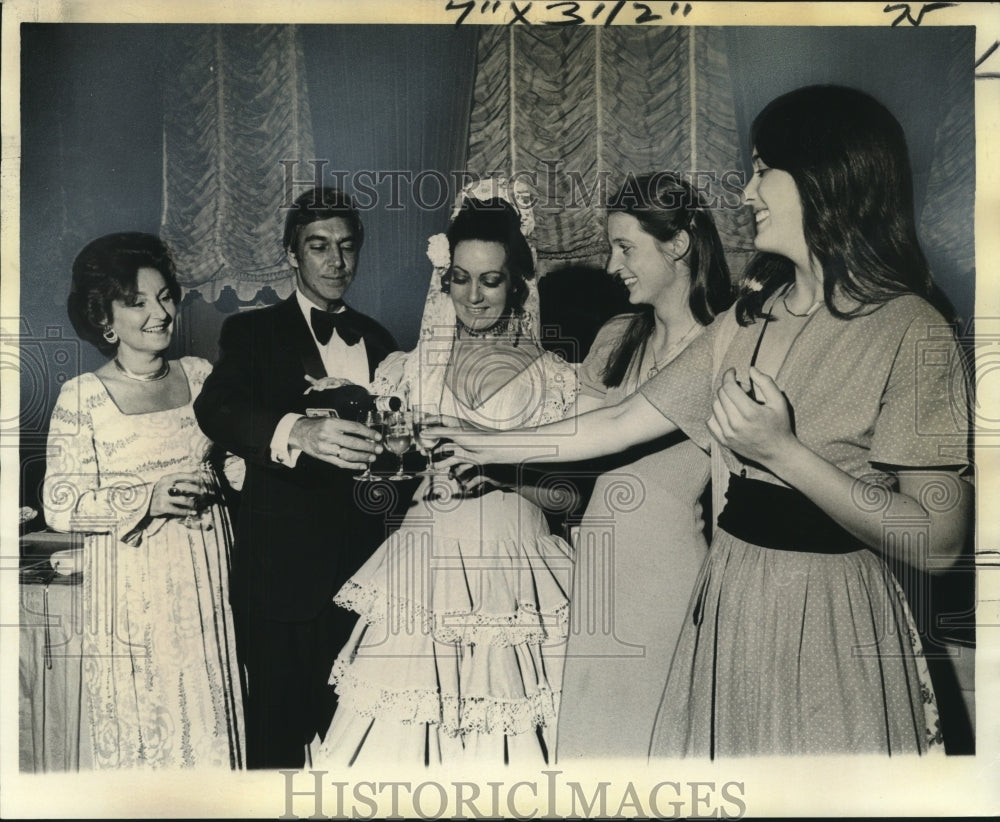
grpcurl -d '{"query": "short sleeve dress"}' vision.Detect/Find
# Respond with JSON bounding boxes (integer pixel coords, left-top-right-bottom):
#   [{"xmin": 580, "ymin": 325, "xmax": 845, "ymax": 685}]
[
  {"xmin": 555, "ymin": 315, "xmax": 710, "ymax": 760},
  {"xmin": 641, "ymin": 295, "xmax": 968, "ymax": 757},
  {"xmin": 43, "ymin": 357, "xmax": 245, "ymax": 768}
]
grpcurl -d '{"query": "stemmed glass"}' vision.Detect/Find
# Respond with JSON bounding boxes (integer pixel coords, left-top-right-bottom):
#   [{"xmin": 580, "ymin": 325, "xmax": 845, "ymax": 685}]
[
  {"xmin": 182, "ymin": 463, "xmax": 216, "ymax": 530},
  {"xmin": 354, "ymin": 408, "xmax": 384, "ymax": 482},
  {"xmin": 412, "ymin": 406, "xmax": 446, "ymax": 476},
  {"xmin": 383, "ymin": 410, "xmax": 414, "ymax": 481}
]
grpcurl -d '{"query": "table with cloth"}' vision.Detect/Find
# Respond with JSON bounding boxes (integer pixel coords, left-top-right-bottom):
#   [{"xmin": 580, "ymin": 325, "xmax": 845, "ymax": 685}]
[{"xmin": 18, "ymin": 530, "xmax": 92, "ymax": 772}]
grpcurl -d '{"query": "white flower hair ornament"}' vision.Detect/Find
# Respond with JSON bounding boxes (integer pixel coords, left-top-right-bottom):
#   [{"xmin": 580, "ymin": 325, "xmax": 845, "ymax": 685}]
[{"xmin": 426, "ymin": 233, "xmax": 451, "ymax": 270}]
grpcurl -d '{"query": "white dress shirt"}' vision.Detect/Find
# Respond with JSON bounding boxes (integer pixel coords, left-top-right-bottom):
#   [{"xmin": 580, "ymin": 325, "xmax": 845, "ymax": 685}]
[{"xmin": 269, "ymin": 291, "xmax": 370, "ymax": 467}]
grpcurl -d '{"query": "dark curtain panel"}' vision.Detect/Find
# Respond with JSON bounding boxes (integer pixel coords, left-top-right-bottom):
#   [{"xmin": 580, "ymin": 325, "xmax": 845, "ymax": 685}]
[
  {"xmin": 299, "ymin": 25, "xmax": 480, "ymax": 350},
  {"xmin": 724, "ymin": 26, "xmax": 975, "ymax": 325}
]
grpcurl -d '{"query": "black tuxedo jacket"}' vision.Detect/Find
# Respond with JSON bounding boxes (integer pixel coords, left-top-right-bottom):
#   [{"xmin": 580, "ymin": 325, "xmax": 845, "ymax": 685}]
[{"xmin": 194, "ymin": 296, "xmax": 398, "ymax": 622}]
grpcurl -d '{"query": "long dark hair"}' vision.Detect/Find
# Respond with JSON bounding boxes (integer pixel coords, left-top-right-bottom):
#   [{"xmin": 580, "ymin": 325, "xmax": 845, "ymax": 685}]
[
  {"xmin": 601, "ymin": 172, "xmax": 734, "ymax": 387},
  {"xmin": 735, "ymin": 84, "xmax": 952, "ymax": 324}
]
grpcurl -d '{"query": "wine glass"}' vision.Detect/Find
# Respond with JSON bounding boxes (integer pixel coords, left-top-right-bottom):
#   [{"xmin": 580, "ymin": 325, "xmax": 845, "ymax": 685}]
[
  {"xmin": 354, "ymin": 408, "xmax": 383, "ymax": 482},
  {"xmin": 383, "ymin": 410, "xmax": 414, "ymax": 481},
  {"xmin": 182, "ymin": 464, "xmax": 216, "ymax": 530},
  {"xmin": 412, "ymin": 406, "xmax": 445, "ymax": 476}
]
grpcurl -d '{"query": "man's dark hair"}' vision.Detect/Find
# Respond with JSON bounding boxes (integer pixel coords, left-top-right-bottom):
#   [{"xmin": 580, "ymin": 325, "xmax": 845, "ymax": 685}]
[{"xmin": 283, "ymin": 187, "xmax": 364, "ymax": 253}]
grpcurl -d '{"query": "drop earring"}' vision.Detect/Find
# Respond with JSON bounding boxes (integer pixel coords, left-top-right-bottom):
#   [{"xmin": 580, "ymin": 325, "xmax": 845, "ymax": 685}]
[{"xmin": 102, "ymin": 326, "xmax": 119, "ymax": 344}]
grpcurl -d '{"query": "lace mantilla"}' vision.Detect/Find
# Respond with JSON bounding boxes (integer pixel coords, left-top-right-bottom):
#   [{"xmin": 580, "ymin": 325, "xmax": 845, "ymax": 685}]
[{"xmin": 369, "ymin": 176, "xmax": 579, "ymax": 419}]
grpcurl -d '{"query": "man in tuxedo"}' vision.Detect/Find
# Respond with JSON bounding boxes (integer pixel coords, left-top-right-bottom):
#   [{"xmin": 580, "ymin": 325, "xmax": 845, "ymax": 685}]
[{"xmin": 194, "ymin": 187, "xmax": 397, "ymax": 769}]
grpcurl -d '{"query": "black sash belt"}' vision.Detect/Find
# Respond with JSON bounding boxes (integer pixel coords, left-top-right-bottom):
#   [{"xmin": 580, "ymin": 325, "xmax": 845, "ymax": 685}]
[{"xmin": 716, "ymin": 474, "xmax": 868, "ymax": 554}]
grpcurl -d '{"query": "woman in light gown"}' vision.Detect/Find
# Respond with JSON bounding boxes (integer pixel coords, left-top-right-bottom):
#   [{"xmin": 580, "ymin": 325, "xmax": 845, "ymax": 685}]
[
  {"xmin": 556, "ymin": 172, "xmax": 733, "ymax": 760},
  {"xmin": 440, "ymin": 86, "xmax": 971, "ymax": 758},
  {"xmin": 43, "ymin": 232, "xmax": 244, "ymax": 768},
  {"xmin": 312, "ymin": 189, "xmax": 578, "ymax": 767}
]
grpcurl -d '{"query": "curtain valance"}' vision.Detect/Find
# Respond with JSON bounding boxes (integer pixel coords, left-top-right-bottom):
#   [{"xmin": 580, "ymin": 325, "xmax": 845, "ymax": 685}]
[
  {"xmin": 161, "ymin": 25, "xmax": 315, "ymax": 302},
  {"xmin": 465, "ymin": 27, "xmax": 756, "ymax": 277}
]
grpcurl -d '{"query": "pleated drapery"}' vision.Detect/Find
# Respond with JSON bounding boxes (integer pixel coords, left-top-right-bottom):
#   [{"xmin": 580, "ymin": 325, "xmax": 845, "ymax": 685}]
[
  {"xmin": 156, "ymin": 25, "xmax": 971, "ymax": 312},
  {"xmin": 160, "ymin": 26, "xmax": 315, "ymax": 303},
  {"xmin": 465, "ymin": 27, "xmax": 756, "ymax": 278}
]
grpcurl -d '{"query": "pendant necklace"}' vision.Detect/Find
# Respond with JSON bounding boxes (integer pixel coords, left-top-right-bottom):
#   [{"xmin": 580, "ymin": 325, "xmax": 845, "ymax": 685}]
[
  {"xmin": 646, "ymin": 322, "xmax": 700, "ymax": 380},
  {"xmin": 113, "ymin": 357, "xmax": 171, "ymax": 382},
  {"xmin": 781, "ymin": 284, "xmax": 823, "ymax": 318}
]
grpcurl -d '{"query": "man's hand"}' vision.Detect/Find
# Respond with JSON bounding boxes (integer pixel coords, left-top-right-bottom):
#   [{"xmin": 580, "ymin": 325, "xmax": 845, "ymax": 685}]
[{"xmin": 288, "ymin": 416, "xmax": 383, "ymax": 469}]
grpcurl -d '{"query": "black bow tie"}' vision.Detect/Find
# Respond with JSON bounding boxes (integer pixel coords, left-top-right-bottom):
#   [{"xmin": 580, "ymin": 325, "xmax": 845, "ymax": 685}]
[{"xmin": 310, "ymin": 306, "xmax": 362, "ymax": 346}]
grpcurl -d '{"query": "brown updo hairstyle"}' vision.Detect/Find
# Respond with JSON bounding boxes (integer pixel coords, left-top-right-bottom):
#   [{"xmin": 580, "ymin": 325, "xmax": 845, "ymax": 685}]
[
  {"xmin": 440, "ymin": 197, "xmax": 534, "ymax": 317},
  {"xmin": 67, "ymin": 232, "xmax": 181, "ymax": 354}
]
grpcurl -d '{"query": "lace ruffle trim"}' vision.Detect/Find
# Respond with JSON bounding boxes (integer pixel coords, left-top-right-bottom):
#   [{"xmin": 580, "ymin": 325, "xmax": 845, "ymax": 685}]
[
  {"xmin": 329, "ymin": 656, "xmax": 561, "ymax": 738},
  {"xmin": 334, "ymin": 579, "xmax": 570, "ymax": 647}
]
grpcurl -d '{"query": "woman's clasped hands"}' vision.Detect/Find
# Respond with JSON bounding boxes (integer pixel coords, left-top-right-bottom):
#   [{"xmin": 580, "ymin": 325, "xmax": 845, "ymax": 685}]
[{"xmin": 708, "ymin": 366, "xmax": 798, "ymax": 469}]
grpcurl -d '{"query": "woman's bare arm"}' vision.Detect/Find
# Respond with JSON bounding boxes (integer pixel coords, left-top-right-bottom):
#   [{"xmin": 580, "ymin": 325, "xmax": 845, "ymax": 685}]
[{"xmin": 432, "ymin": 389, "xmax": 678, "ymax": 467}]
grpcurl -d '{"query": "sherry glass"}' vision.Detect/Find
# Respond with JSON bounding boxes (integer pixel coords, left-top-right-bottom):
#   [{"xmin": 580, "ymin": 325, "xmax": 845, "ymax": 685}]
[
  {"xmin": 354, "ymin": 408, "xmax": 383, "ymax": 482},
  {"xmin": 412, "ymin": 406, "xmax": 445, "ymax": 476},
  {"xmin": 384, "ymin": 410, "xmax": 414, "ymax": 481}
]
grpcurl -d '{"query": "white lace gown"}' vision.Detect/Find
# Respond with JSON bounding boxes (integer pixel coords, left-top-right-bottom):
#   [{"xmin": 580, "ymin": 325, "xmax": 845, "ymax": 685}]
[
  {"xmin": 43, "ymin": 357, "xmax": 244, "ymax": 769},
  {"xmin": 313, "ymin": 346, "xmax": 577, "ymax": 768}
]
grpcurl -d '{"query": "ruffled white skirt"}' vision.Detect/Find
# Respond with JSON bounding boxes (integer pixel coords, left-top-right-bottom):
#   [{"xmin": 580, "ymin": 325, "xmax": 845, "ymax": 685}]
[{"xmin": 313, "ymin": 485, "xmax": 573, "ymax": 768}]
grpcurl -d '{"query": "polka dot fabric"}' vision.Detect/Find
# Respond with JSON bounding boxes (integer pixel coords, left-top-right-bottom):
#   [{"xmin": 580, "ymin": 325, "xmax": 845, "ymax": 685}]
[{"xmin": 639, "ymin": 295, "xmax": 966, "ymax": 757}]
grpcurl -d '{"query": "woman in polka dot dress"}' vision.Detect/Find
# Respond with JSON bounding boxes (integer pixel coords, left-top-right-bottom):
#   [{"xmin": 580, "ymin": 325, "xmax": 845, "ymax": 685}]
[{"xmin": 439, "ymin": 85, "xmax": 972, "ymax": 757}]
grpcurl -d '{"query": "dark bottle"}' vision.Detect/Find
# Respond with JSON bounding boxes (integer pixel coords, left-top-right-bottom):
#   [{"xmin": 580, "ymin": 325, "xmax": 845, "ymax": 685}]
[
  {"xmin": 373, "ymin": 395, "xmax": 404, "ymax": 413},
  {"xmin": 303, "ymin": 383, "xmax": 402, "ymax": 419}
]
